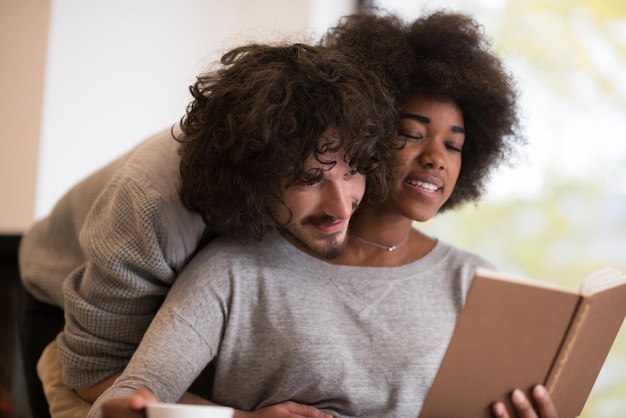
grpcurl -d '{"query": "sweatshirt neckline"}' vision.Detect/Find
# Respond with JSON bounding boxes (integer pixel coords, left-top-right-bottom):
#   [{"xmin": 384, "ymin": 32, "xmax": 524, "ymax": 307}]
[{"xmin": 263, "ymin": 229, "xmax": 451, "ymax": 278}]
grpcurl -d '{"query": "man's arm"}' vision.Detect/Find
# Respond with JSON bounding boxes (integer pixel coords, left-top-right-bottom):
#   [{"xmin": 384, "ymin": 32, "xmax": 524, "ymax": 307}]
[
  {"xmin": 75, "ymin": 374, "xmax": 120, "ymax": 404},
  {"xmin": 99, "ymin": 388, "xmax": 332, "ymax": 418},
  {"xmin": 76, "ymin": 374, "xmax": 213, "ymax": 405}
]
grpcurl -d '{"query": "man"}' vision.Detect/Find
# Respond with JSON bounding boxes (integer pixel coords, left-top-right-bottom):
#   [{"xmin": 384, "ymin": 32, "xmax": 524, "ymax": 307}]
[
  {"xmin": 18, "ymin": 42, "xmax": 396, "ymax": 417},
  {"xmin": 90, "ymin": 133, "xmax": 377, "ymax": 418}
]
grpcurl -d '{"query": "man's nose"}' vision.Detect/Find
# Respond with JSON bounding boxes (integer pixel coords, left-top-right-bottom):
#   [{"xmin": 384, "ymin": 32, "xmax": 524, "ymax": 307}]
[{"xmin": 320, "ymin": 181, "xmax": 354, "ymax": 220}]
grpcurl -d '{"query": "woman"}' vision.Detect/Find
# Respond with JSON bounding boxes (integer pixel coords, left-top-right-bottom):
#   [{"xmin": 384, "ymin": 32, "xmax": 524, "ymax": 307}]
[{"xmin": 324, "ymin": 10, "xmax": 558, "ymax": 418}]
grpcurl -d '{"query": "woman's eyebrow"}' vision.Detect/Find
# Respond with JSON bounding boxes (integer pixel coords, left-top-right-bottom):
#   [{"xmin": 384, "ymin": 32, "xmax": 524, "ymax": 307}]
[
  {"xmin": 400, "ymin": 113, "xmax": 430, "ymax": 124},
  {"xmin": 401, "ymin": 113, "xmax": 465, "ymax": 134}
]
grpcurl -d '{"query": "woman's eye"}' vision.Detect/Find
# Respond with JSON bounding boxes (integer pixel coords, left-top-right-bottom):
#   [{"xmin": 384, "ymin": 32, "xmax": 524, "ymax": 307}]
[
  {"xmin": 446, "ymin": 143, "xmax": 463, "ymax": 153},
  {"xmin": 399, "ymin": 132, "xmax": 423, "ymax": 141},
  {"xmin": 346, "ymin": 167, "xmax": 360, "ymax": 177}
]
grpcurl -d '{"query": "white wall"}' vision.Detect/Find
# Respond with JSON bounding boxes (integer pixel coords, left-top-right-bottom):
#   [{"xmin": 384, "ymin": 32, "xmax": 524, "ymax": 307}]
[
  {"xmin": 0, "ymin": 0, "xmax": 50, "ymax": 235},
  {"xmin": 0, "ymin": 0, "xmax": 354, "ymax": 233}
]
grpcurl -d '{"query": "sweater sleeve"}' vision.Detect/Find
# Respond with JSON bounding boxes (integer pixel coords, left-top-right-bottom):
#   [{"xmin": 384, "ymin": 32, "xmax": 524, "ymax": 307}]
[
  {"xmin": 85, "ymin": 307, "xmax": 216, "ymax": 418},
  {"xmin": 57, "ymin": 170, "xmax": 207, "ymax": 388},
  {"xmin": 85, "ymin": 257, "xmax": 227, "ymax": 418},
  {"xmin": 18, "ymin": 145, "xmax": 132, "ymax": 308},
  {"xmin": 57, "ymin": 175, "xmax": 172, "ymax": 387}
]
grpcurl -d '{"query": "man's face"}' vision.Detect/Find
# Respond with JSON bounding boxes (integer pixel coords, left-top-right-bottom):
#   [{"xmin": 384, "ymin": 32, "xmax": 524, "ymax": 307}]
[{"xmin": 270, "ymin": 127, "xmax": 366, "ymax": 259}]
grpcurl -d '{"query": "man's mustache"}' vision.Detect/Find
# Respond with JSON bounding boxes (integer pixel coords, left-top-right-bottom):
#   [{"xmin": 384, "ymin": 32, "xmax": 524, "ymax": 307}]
[{"xmin": 302, "ymin": 202, "xmax": 359, "ymax": 226}]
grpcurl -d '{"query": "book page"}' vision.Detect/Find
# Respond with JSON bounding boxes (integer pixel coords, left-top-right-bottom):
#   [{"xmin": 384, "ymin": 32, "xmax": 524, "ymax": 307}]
[
  {"xmin": 475, "ymin": 267, "xmax": 573, "ymax": 293},
  {"xmin": 579, "ymin": 266, "xmax": 626, "ymax": 296}
]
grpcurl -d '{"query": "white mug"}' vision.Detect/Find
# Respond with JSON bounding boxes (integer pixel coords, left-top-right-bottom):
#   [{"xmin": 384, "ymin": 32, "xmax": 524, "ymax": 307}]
[{"xmin": 145, "ymin": 403, "xmax": 234, "ymax": 418}]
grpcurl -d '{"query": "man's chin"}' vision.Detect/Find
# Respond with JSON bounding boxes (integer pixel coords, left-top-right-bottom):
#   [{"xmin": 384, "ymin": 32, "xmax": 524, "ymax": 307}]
[
  {"xmin": 309, "ymin": 234, "xmax": 348, "ymax": 260},
  {"xmin": 280, "ymin": 228, "xmax": 347, "ymax": 260},
  {"xmin": 316, "ymin": 245, "xmax": 343, "ymax": 260}
]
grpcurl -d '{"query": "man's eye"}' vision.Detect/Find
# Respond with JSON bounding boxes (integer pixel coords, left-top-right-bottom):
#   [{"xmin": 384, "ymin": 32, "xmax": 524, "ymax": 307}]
[
  {"xmin": 347, "ymin": 167, "xmax": 360, "ymax": 177},
  {"xmin": 296, "ymin": 179, "xmax": 318, "ymax": 187}
]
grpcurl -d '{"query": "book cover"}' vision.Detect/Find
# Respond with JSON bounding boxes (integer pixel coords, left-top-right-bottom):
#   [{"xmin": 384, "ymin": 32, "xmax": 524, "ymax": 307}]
[{"xmin": 418, "ymin": 267, "xmax": 626, "ymax": 418}]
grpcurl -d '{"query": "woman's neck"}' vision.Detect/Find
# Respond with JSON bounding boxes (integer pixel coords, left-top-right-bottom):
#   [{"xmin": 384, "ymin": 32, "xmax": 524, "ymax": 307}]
[{"xmin": 330, "ymin": 205, "xmax": 436, "ymax": 267}]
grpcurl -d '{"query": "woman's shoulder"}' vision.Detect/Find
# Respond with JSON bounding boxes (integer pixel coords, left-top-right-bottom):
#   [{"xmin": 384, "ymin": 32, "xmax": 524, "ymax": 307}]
[{"xmin": 433, "ymin": 239, "xmax": 497, "ymax": 271}]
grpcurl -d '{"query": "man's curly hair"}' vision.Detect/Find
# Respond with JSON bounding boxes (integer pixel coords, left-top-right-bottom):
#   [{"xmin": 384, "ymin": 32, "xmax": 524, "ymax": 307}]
[
  {"xmin": 322, "ymin": 10, "xmax": 525, "ymax": 212},
  {"xmin": 177, "ymin": 43, "xmax": 397, "ymax": 240}
]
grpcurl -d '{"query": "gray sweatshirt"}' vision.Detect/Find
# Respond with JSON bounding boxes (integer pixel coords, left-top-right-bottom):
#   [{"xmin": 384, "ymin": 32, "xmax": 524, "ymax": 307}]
[{"xmin": 89, "ymin": 230, "xmax": 493, "ymax": 418}]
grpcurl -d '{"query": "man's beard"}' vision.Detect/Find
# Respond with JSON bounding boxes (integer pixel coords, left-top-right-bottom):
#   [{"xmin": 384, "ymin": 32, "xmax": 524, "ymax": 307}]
[
  {"xmin": 278, "ymin": 223, "xmax": 347, "ymax": 260},
  {"xmin": 270, "ymin": 202, "xmax": 357, "ymax": 260}
]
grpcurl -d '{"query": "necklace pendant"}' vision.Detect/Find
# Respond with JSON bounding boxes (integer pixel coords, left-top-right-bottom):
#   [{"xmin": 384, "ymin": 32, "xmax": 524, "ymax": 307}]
[{"xmin": 350, "ymin": 231, "xmax": 409, "ymax": 253}]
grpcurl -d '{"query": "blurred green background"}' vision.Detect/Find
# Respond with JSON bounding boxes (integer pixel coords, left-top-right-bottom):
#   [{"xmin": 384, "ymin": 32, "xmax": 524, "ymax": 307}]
[{"xmin": 375, "ymin": 0, "xmax": 626, "ymax": 416}]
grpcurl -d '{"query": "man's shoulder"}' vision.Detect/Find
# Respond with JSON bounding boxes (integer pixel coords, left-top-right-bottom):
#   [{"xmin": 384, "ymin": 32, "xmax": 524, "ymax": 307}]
[
  {"xmin": 203, "ymin": 234, "xmax": 269, "ymax": 256},
  {"xmin": 191, "ymin": 231, "xmax": 287, "ymax": 268}
]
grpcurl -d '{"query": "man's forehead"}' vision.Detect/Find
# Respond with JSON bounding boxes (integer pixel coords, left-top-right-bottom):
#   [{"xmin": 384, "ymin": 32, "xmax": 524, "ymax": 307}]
[
  {"xmin": 317, "ymin": 124, "xmax": 343, "ymax": 150},
  {"xmin": 306, "ymin": 125, "xmax": 344, "ymax": 165},
  {"xmin": 303, "ymin": 149, "xmax": 348, "ymax": 170}
]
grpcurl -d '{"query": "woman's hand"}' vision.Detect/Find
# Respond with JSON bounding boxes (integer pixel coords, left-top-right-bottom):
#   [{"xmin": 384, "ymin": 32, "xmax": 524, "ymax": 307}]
[{"xmin": 492, "ymin": 385, "xmax": 558, "ymax": 418}]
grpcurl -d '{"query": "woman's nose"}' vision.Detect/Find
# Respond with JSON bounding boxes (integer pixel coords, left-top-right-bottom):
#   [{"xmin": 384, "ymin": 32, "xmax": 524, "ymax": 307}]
[{"xmin": 418, "ymin": 140, "xmax": 445, "ymax": 170}]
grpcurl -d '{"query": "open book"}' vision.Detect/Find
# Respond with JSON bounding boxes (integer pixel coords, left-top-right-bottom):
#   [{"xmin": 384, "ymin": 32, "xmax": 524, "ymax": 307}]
[{"xmin": 418, "ymin": 266, "xmax": 626, "ymax": 418}]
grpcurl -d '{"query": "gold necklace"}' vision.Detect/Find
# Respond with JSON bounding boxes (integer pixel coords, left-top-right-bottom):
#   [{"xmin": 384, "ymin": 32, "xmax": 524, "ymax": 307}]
[{"xmin": 350, "ymin": 231, "xmax": 410, "ymax": 252}]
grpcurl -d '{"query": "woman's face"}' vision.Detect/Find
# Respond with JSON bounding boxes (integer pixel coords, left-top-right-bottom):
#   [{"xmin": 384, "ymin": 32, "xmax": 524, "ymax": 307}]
[{"xmin": 384, "ymin": 93, "xmax": 465, "ymax": 222}]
